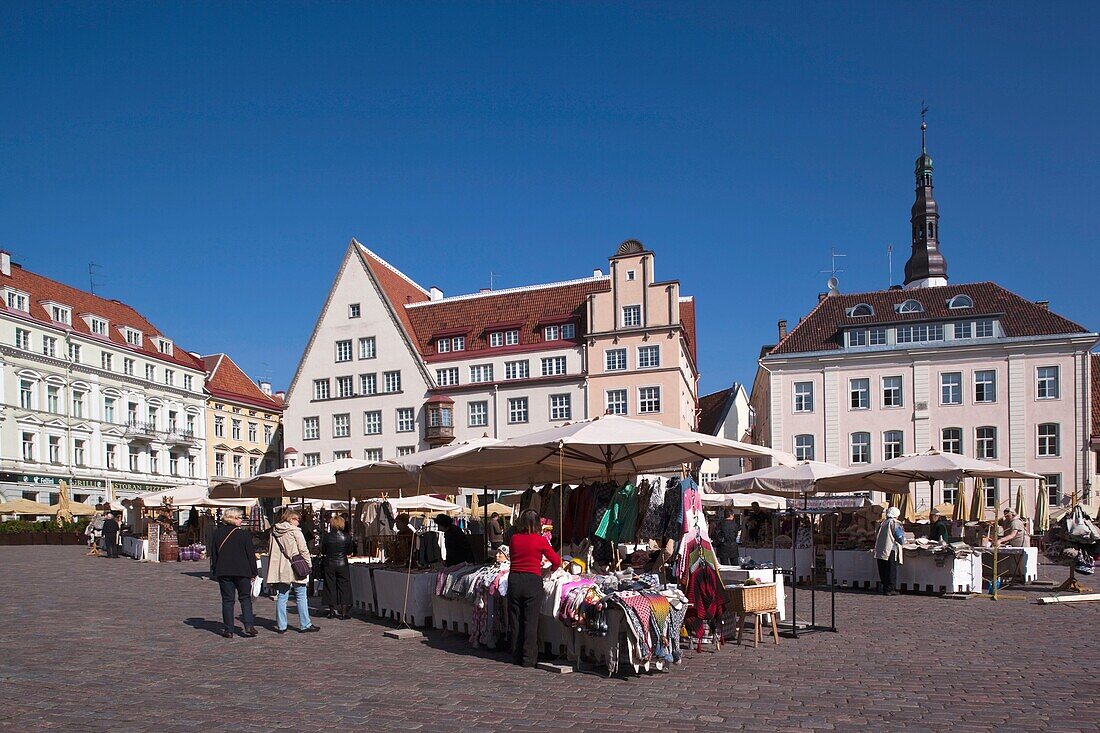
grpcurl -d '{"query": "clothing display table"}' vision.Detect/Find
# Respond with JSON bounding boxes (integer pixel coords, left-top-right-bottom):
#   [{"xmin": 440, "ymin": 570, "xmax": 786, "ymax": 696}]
[
  {"xmin": 432, "ymin": 595, "xmax": 474, "ymax": 633},
  {"xmin": 897, "ymin": 550, "xmax": 981, "ymax": 593},
  {"xmin": 372, "ymin": 568, "xmax": 436, "ymax": 626},
  {"xmin": 122, "ymin": 536, "xmax": 147, "ymax": 561},
  {"xmin": 827, "ymin": 548, "xmax": 982, "ymax": 593},
  {"xmin": 349, "ymin": 562, "xmax": 377, "ymax": 614},
  {"xmin": 980, "ymin": 546, "xmax": 1039, "ymax": 584},
  {"xmin": 737, "ymin": 547, "xmax": 813, "ymax": 583},
  {"xmin": 718, "ymin": 566, "xmax": 786, "ymax": 621}
]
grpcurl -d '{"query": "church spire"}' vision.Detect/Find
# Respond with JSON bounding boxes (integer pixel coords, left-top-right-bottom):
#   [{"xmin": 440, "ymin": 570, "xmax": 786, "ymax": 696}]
[{"xmin": 904, "ymin": 106, "xmax": 948, "ymax": 288}]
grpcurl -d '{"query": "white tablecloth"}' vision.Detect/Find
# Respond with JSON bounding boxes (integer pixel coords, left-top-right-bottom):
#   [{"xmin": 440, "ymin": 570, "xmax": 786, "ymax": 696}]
[
  {"xmin": 827, "ymin": 549, "xmax": 982, "ymax": 593},
  {"xmin": 738, "ymin": 547, "xmax": 814, "ymax": 583},
  {"xmin": 373, "ymin": 569, "xmax": 436, "ymax": 626},
  {"xmin": 980, "ymin": 547, "xmax": 1039, "ymax": 583},
  {"xmin": 349, "ymin": 562, "xmax": 377, "ymax": 614},
  {"xmin": 122, "ymin": 536, "xmax": 147, "ymax": 561},
  {"xmin": 432, "ymin": 595, "xmax": 474, "ymax": 632}
]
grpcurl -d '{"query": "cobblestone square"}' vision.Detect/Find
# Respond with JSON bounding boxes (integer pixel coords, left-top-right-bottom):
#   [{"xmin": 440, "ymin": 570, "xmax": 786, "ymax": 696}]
[{"xmin": 2, "ymin": 547, "xmax": 1097, "ymax": 733}]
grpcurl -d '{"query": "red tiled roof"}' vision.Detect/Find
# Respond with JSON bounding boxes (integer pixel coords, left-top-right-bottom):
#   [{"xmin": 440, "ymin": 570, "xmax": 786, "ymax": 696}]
[
  {"xmin": 1091, "ymin": 353, "xmax": 1099, "ymax": 439},
  {"xmin": 697, "ymin": 386, "xmax": 733, "ymax": 436},
  {"xmin": 202, "ymin": 353, "xmax": 283, "ymax": 411},
  {"xmin": 770, "ymin": 282, "xmax": 1090, "ymax": 356},
  {"xmin": 357, "ymin": 246, "xmax": 429, "ymax": 339},
  {"xmin": 680, "ymin": 297, "xmax": 697, "ymax": 367},
  {"xmin": 1, "ymin": 259, "xmax": 204, "ymax": 370},
  {"xmin": 403, "ymin": 280, "xmax": 610, "ymax": 358}
]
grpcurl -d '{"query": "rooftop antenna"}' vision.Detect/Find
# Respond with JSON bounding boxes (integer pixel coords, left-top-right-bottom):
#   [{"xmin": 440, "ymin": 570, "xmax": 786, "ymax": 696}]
[
  {"xmin": 888, "ymin": 243, "xmax": 894, "ymax": 287},
  {"xmin": 88, "ymin": 262, "xmax": 103, "ymax": 295},
  {"xmin": 820, "ymin": 247, "xmax": 846, "ymax": 295},
  {"xmin": 489, "ymin": 270, "xmax": 496, "ymax": 291}
]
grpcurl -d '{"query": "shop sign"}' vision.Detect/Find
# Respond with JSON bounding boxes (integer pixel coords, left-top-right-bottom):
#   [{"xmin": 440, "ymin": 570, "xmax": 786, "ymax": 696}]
[
  {"xmin": 0, "ymin": 472, "xmax": 103, "ymax": 489},
  {"xmin": 111, "ymin": 481, "xmax": 171, "ymax": 494},
  {"xmin": 801, "ymin": 495, "xmax": 871, "ymax": 511}
]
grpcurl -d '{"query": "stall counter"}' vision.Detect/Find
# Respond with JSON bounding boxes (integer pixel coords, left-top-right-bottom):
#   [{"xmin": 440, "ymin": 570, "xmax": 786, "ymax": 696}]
[
  {"xmin": 122, "ymin": 536, "xmax": 148, "ymax": 561},
  {"xmin": 827, "ymin": 548, "xmax": 981, "ymax": 593},
  {"xmin": 738, "ymin": 547, "xmax": 813, "ymax": 583}
]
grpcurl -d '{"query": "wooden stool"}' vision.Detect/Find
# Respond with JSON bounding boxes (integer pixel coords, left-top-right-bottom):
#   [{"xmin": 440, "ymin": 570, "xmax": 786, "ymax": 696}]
[{"xmin": 735, "ymin": 610, "xmax": 779, "ymax": 647}]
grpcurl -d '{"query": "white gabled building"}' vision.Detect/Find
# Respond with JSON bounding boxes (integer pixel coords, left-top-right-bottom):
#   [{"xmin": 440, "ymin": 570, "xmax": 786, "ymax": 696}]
[
  {"xmin": 283, "ymin": 239, "xmax": 701, "ymax": 466},
  {"xmin": 0, "ymin": 252, "xmax": 208, "ymax": 508}
]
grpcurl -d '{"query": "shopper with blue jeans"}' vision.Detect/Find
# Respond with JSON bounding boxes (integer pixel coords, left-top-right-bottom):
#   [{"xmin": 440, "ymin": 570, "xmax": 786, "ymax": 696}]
[{"xmin": 266, "ymin": 508, "xmax": 320, "ymax": 634}]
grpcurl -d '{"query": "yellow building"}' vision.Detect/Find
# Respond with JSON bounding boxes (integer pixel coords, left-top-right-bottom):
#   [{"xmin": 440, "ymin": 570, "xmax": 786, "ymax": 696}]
[{"xmin": 201, "ymin": 353, "xmax": 284, "ymax": 483}]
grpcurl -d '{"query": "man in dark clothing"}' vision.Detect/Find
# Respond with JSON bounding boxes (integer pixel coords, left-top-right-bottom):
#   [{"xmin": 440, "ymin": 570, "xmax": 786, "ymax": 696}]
[
  {"xmin": 102, "ymin": 512, "xmax": 120, "ymax": 558},
  {"xmin": 714, "ymin": 509, "xmax": 740, "ymax": 566},
  {"xmin": 436, "ymin": 514, "xmax": 474, "ymax": 565},
  {"xmin": 487, "ymin": 512, "xmax": 504, "ymax": 551},
  {"xmin": 210, "ymin": 507, "xmax": 259, "ymax": 638},
  {"xmin": 927, "ymin": 507, "xmax": 950, "ymax": 544}
]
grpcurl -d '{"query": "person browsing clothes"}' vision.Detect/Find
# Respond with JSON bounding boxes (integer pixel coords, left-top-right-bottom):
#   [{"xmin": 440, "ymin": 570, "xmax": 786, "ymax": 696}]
[{"xmin": 506, "ymin": 510, "xmax": 561, "ymax": 668}]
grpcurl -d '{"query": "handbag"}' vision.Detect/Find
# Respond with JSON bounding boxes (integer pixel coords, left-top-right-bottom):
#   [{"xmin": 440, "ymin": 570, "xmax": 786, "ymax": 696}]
[
  {"xmin": 275, "ymin": 533, "xmax": 312, "ymax": 580},
  {"xmin": 1066, "ymin": 506, "xmax": 1100, "ymax": 542}
]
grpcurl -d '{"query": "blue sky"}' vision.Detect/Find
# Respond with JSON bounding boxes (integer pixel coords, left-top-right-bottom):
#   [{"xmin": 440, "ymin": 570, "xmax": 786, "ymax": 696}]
[{"xmin": 2, "ymin": 2, "xmax": 1097, "ymax": 395}]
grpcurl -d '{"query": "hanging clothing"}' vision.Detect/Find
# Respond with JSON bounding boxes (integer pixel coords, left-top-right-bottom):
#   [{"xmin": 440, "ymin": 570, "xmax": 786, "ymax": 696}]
[{"xmin": 594, "ymin": 483, "xmax": 639, "ymax": 544}]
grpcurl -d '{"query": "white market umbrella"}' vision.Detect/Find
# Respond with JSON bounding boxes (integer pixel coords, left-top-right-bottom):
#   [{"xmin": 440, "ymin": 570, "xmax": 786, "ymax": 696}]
[
  {"xmin": 700, "ymin": 490, "xmax": 786, "ymax": 510},
  {"xmin": 388, "ymin": 496, "xmax": 462, "ymax": 513},
  {"xmin": 209, "ymin": 458, "xmax": 370, "ymax": 500},
  {"xmin": 814, "ymin": 449, "xmax": 1042, "ymax": 494},
  {"xmin": 706, "ymin": 461, "xmax": 846, "ymax": 499},
  {"xmin": 334, "ymin": 436, "xmax": 503, "ymax": 499},
  {"xmin": 126, "ymin": 483, "xmax": 257, "ymax": 509},
  {"xmin": 422, "ymin": 414, "xmax": 793, "ymax": 489}
]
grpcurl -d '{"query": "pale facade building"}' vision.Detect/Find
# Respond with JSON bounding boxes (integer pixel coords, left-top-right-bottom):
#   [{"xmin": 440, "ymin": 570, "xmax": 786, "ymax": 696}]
[
  {"xmin": 283, "ymin": 239, "xmax": 699, "ymax": 466},
  {"xmin": 201, "ymin": 353, "xmax": 284, "ymax": 484},
  {"xmin": 749, "ymin": 126, "xmax": 1098, "ymax": 513},
  {"xmin": 697, "ymin": 382, "xmax": 753, "ymax": 484},
  {"xmin": 0, "ymin": 252, "xmax": 208, "ymax": 507}
]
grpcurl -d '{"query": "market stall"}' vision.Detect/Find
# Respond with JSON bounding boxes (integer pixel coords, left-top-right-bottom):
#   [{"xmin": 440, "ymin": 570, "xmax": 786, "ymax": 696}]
[{"xmin": 816, "ymin": 449, "xmax": 1044, "ymax": 597}]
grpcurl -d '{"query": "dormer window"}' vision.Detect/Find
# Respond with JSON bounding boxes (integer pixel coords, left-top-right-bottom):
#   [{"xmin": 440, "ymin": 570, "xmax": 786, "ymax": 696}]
[
  {"xmin": 123, "ymin": 327, "xmax": 143, "ymax": 347},
  {"xmin": 156, "ymin": 338, "xmax": 174, "ymax": 356},
  {"xmin": 947, "ymin": 294, "xmax": 973, "ymax": 309},
  {"xmin": 897, "ymin": 300, "xmax": 924, "ymax": 314},
  {"xmin": 489, "ymin": 330, "xmax": 519, "ymax": 347},
  {"xmin": 544, "ymin": 323, "xmax": 576, "ymax": 341},
  {"xmin": 847, "ymin": 303, "xmax": 875, "ymax": 318},
  {"xmin": 5, "ymin": 289, "xmax": 28, "ymax": 312},
  {"xmin": 49, "ymin": 304, "xmax": 72, "ymax": 324},
  {"xmin": 87, "ymin": 316, "xmax": 109, "ymax": 336},
  {"xmin": 436, "ymin": 336, "xmax": 464, "ymax": 354}
]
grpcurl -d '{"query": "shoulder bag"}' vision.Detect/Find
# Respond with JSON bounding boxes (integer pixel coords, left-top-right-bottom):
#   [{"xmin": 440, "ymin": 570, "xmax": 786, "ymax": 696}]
[
  {"xmin": 1066, "ymin": 506, "xmax": 1100, "ymax": 542},
  {"xmin": 275, "ymin": 532, "xmax": 312, "ymax": 580}
]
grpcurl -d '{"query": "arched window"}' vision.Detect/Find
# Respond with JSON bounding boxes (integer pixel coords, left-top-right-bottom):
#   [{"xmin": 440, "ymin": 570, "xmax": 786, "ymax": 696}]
[
  {"xmin": 848, "ymin": 303, "xmax": 874, "ymax": 318},
  {"xmin": 947, "ymin": 294, "xmax": 973, "ymax": 309},
  {"xmin": 897, "ymin": 299, "xmax": 924, "ymax": 314}
]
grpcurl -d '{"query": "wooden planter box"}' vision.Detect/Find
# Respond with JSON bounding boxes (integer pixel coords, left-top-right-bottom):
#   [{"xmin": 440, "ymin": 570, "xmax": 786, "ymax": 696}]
[{"xmin": 0, "ymin": 534, "xmax": 33, "ymax": 546}]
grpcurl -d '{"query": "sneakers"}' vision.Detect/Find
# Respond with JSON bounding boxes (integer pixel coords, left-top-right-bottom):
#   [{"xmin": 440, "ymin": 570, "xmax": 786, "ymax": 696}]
[{"xmin": 300, "ymin": 625, "xmax": 320, "ymax": 633}]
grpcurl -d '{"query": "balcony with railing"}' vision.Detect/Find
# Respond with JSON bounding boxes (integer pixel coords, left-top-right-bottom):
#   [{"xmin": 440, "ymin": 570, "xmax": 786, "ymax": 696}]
[
  {"xmin": 165, "ymin": 427, "xmax": 197, "ymax": 446},
  {"xmin": 125, "ymin": 421, "xmax": 158, "ymax": 441}
]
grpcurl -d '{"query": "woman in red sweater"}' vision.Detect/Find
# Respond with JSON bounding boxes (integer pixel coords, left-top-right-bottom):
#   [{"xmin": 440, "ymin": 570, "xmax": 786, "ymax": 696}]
[{"xmin": 507, "ymin": 509, "xmax": 561, "ymax": 667}]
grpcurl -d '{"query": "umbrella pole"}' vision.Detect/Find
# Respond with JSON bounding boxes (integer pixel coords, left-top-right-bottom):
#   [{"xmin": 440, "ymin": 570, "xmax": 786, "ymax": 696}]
[
  {"xmin": 830, "ymin": 511, "xmax": 837, "ymax": 632},
  {"xmin": 482, "ymin": 485, "xmax": 489, "ymax": 557}
]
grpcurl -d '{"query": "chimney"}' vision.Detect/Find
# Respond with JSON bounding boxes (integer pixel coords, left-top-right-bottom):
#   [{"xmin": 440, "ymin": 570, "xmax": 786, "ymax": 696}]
[
  {"xmin": 275, "ymin": 390, "xmax": 286, "ymax": 401},
  {"xmin": 778, "ymin": 319, "xmax": 788, "ymax": 340},
  {"xmin": 429, "ymin": 286, "xmax": 444, "ymax": 301},
  {"xmin": 258, "ymin": 380, "xmax": 272, "ymax": 396},
  {"xmin": 593, "ymin": 269, "xmax": 603, "ymax": 278},
  {"xmin": 1035, "ymin": 300, "xmax": 1049, "ymax": 310},
  {"xmin": 0, "ymin": 251, "xmax": 10, "ymax": 277},
  {"xmin": 479, "ymin": 288, "xmax": 491, "ymax": 293}
]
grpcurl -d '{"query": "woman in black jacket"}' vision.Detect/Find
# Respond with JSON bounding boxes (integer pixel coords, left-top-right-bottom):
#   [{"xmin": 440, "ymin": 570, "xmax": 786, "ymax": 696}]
[
  {"xmin": 322, "ymin": 514, "xmax": 355, "ymax": 619},
  {"xmin": 210, "ymin": 507, "xmax": 258, "ymax": 638}
]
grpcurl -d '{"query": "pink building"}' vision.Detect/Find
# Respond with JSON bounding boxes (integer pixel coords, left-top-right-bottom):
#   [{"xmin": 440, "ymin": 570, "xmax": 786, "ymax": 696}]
[{"xmin": 750, "ymin": 124, "xmax": 1099, "ymax": 514}]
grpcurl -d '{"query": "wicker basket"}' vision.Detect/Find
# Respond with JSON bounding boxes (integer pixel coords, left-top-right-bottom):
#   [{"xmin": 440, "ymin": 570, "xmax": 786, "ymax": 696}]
[{"xmin": 728, "ymin": 583, "xmax": 777, "ymax": 614}]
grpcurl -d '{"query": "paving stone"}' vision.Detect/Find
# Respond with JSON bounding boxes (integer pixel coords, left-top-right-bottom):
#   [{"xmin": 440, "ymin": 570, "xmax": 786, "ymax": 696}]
[{"xmin": 1, "ymin": 547, "xmax": 1098, "ymax": 732}]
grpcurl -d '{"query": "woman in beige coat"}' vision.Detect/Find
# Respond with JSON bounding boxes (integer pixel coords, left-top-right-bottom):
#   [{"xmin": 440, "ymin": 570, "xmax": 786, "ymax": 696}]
[{"xmin": 266, "ymin": 509, "xmax": 319, "ymax": 633}]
